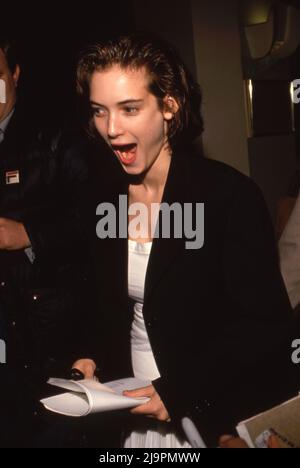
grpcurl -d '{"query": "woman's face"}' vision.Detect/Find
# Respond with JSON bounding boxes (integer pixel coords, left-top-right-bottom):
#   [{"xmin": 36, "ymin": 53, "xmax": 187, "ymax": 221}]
[{"xmin": 89, "ymin": 65, "xmax": 174, "ymax": 176}]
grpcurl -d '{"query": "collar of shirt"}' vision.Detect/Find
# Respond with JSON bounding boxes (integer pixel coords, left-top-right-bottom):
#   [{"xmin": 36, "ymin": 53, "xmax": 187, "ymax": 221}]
[{"xmin": 0, "ymin": 108, "xmax": 15, "ymax": 142}]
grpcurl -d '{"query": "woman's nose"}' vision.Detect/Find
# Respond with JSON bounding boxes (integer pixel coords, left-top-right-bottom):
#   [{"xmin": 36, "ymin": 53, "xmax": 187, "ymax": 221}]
[{"xmin": 107, "ymin": 114, "xmax": 123, "ymax": 139}]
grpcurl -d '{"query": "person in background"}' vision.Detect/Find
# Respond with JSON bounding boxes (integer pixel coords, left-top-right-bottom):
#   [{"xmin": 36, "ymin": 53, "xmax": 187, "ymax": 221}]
[
  {"xmin": 276, "ymin": 168, "xmax": 300, "ymax": 240},
  {"xmin": 71, "ymin": 33, "xmax": 297, "ymax": 448},
  {"xmin": 279, "ymin": 189, "xmax": 300, "ymax": 313},
  {"xmin": 0, "ymin": 36, "xmax": 92, "ymax": 447}
]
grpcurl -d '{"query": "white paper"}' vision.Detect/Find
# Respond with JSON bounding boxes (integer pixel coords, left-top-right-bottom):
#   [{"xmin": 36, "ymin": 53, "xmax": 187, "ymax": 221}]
[{"xmin": 40, "ymin": 377, "xmax": 151, "ymax": 417}]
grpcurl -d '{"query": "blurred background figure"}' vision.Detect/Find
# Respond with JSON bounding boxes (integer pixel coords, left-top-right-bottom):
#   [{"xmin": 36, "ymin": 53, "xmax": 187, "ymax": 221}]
[
  {"xmin": 279, "ymin": 190, "xmax": 300, "ymax": 313},
  {"xmin": 276, "ymin": 167, "xmax": 300, "ymax": 240},
  {"xmin": 0, "ymin": 36, "xmax": 93, "ymax": 447}
]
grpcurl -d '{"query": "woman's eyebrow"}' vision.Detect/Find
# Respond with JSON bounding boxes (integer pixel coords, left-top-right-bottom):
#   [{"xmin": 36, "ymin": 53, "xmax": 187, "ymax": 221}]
[
  {"xmin": 90, "ymin": 99, "xmax": 143, "ymax": 107},
  {"xmin": 117, "ymin": 99, "xmax": 143, "ymax": 105},
  {"xmin": 90, "ymin": 100, "xmax": 105, "ymax": 107}
]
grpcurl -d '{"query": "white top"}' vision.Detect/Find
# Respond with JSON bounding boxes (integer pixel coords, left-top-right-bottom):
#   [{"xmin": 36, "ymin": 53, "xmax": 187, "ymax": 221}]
[
  {"xmin": 128, "ymin": 239, "xmax": 160, "ymax": 381},
  {"xmin": 125, "ymin": 239, "xmax": 191, "ymax": 448}
]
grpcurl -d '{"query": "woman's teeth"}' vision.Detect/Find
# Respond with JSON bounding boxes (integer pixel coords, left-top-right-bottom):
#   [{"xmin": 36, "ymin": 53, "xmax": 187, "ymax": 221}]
[
  {"xmin": 112, "ymin": 144, "xmax": 137, "ymax": 164},
  {"xmin": 121, "ymin": 152, "xmax": 132, "ymax": 160}
]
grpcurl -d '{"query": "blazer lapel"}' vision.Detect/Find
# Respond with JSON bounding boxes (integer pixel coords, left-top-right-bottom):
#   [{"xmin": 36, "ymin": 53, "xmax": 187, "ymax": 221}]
[
  {"xmin": 91, "ymin": 142, "xmax": 129, "ymax": 301},
  {"xmin": 144, "ymin": 150, "xmax": 193, "ymax": 302}
]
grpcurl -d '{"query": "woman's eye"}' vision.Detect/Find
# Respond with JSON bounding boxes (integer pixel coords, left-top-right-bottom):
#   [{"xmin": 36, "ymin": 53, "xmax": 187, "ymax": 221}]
[
  {"xmin": 124, "ymin": 107, "xmax": 138, "ymax": 114},
  {"xmin": 92, "ymin": 108, "xmax": 106, "ymax": 117}
]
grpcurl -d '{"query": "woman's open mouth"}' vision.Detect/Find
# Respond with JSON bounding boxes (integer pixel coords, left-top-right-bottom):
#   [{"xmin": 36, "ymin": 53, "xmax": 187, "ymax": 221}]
[{"xmin": 111, "ymin": 143, "xmax": 137, "ymax": 165}]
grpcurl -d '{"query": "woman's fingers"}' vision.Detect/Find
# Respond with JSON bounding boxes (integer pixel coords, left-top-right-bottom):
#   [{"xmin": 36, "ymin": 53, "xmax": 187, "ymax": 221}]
[
  {"xmin": 123, "ymin": 385, "xmax": 155, "ymax": 398},
  {"xmin": 124, "ymin": 385, "xmax": 170, "ymax": 421}
]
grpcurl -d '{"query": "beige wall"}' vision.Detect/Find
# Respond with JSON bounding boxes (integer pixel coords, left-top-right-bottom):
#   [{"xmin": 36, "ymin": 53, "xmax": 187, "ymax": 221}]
[{"xmin": 191, "ymin": 0, "xmax": 250, "ymax": 175}]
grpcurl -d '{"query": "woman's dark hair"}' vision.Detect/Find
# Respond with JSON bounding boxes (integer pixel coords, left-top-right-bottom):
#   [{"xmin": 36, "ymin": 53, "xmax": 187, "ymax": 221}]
[
  {"xmin": 77, "ymin": 33, "xmax": 203, "ymax": 148},
  {"xmin": 0, "ymin": 37, "xmax": 18, "ymax": 73}
]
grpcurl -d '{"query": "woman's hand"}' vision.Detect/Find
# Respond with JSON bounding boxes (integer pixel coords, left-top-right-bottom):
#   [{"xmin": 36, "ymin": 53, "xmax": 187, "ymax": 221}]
[
  {"xmin": 123, "ymin": 385, "xmax": 170, "ymax": 422},
  {"xmin": 71, "ymin": 359, "xmax": 97, "ymax": 379}
]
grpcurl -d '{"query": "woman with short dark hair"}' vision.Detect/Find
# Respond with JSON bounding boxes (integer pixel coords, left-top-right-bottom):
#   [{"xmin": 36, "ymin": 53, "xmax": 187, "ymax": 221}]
[{"xmin": 73, "ymin": 33, "xmax": 295, "ymax": 448}]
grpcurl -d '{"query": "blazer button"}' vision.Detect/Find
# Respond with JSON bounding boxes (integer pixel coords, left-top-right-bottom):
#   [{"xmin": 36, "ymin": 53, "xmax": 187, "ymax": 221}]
[{"xmin": 1, "ymin": 281, "xmax": 6, "ymax": 287}]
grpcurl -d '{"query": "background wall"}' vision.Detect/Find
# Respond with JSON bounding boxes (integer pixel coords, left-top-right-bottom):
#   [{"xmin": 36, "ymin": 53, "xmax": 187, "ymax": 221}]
[
  {"xmin": 132, "ymin": 0, "xmax": 197, "ymax": 78},
  {"xmin": 191, "ymin": 0, "xmax": 250, "ymax": 175}
]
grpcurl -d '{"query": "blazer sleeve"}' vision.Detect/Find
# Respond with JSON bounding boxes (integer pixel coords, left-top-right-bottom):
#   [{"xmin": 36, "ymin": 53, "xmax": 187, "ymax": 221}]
[
  {"xmin": 222, "ymin": 176, "xmax": 292, "ymax": 360},
  {"xmin": 153, "ymin": 176, "xmax": 295, "ymax": 446}
]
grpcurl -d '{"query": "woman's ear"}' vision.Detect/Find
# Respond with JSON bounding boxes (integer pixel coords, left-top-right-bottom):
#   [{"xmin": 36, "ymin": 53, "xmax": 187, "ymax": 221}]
[{"xmin": 163, "ymin": 95, "xmax": 179, "ymax": 121}]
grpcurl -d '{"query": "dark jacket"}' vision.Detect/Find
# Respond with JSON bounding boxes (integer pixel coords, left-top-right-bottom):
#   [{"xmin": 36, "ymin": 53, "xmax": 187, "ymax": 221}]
[
  {"xmin": 0, "ymin": 107, "xmax": 93, "ymax": 379},
  {"xmin": 85, "ymin": 147, "xmax": 297, "ymax": 446},
  {"xmin": 0, "ymin": 107, "xmax": 96, "ymax": 447}
]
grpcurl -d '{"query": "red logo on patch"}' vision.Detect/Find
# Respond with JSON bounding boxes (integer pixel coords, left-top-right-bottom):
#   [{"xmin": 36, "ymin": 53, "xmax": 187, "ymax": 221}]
[{"xmin": 5, "ymin": 170, "xmax": 20, "ymax": 185}]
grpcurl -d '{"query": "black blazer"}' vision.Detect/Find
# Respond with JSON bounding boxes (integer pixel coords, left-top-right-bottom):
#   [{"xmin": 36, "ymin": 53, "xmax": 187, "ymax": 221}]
[{"xmin": 87, "ymin": 147, "xmax": 296, "ymax": 445}]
